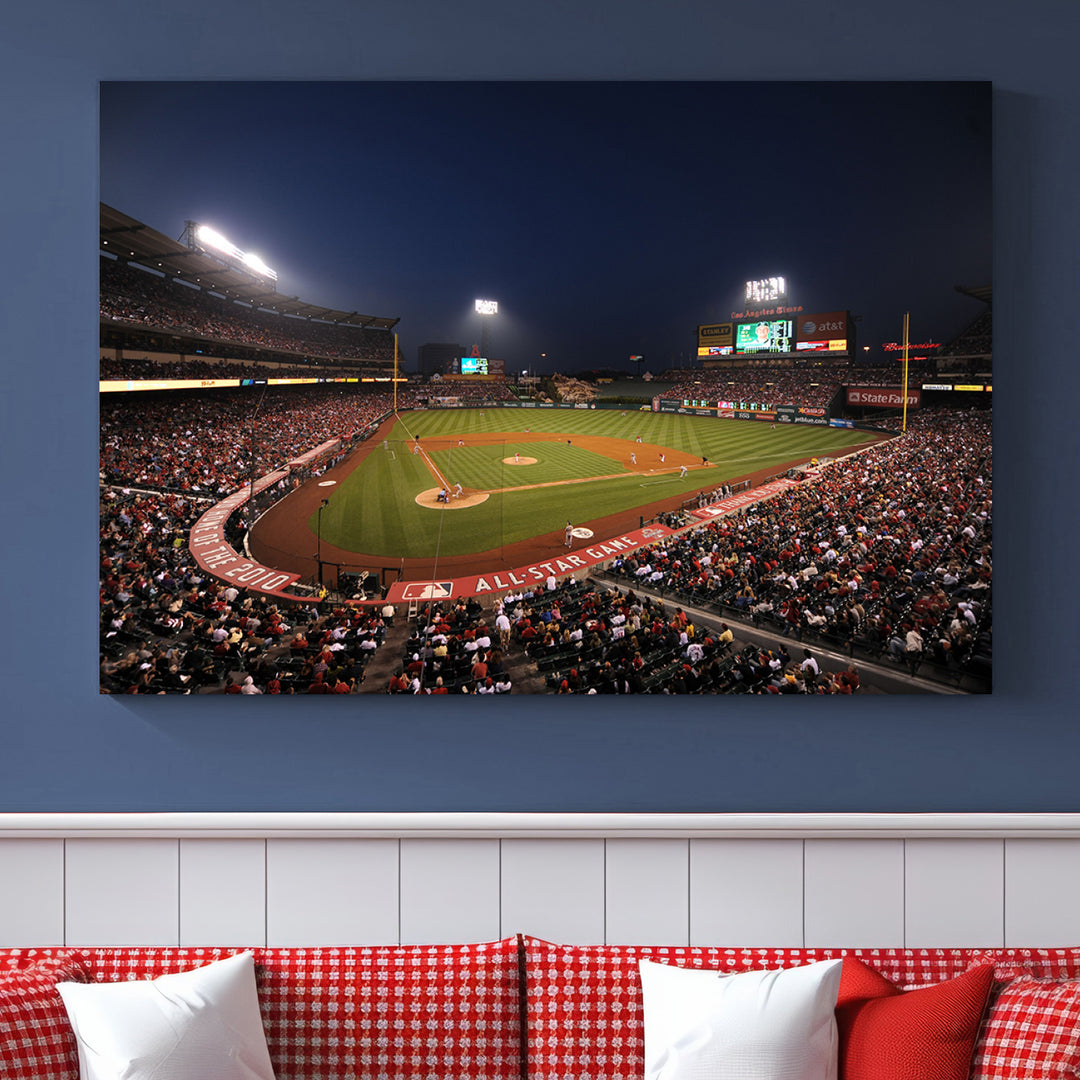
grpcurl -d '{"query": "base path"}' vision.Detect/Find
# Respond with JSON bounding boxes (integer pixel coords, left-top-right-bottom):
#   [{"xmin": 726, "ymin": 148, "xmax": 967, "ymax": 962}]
[{"xmin": 250, "ymin": 415, "xmax": 884, "ymax": 590}]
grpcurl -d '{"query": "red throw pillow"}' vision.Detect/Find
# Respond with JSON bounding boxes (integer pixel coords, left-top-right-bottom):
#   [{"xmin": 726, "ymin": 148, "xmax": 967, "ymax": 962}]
[
  {"xmin": 836, "ymin": 956, "xmax": 994, "ymax": 1080},
  {"xmin": 971, "ymin": 977, "xmax": 1080, "ymax": 1079},
  {"xmin": 0, "ymin": 955, "xmax": 91, "ymax": 1080}
]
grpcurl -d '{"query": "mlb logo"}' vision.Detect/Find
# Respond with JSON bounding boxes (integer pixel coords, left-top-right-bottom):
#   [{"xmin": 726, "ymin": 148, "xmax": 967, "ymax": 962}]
[{"xmin": 401, "ymin": 581, "xmax": 455, "ymax": 600}]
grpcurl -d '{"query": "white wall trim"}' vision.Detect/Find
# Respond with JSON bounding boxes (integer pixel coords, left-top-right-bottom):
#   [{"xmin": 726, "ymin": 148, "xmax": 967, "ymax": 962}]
[{"xmin": 2, "ymin": 812, "xmax": 1080, "ymax": 839}]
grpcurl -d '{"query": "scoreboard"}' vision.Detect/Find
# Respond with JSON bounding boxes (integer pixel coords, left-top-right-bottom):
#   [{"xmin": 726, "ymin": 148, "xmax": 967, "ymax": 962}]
[
  {"xmin": 698, "ymin": 310, "xmax": 853, "ymax": 360},
  {"xmin": 735, "ymin": 319, "xmax": 794, "ymax": 354}
]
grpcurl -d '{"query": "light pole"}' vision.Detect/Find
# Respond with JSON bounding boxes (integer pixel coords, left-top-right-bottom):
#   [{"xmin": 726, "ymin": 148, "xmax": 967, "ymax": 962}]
[
  {"xmin": 475, "ymin": 299, "xmax": 498, "ymax": 364},
  {"xmin": 316, "ymin": 498, "xmax": 329, "ymax": 587}
]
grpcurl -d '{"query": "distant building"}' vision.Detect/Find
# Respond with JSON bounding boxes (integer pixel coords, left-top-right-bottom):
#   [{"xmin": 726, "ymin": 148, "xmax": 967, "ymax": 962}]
[{"xmin": 417, "ymin": 343, "xmax": 465, "ymax": 379}]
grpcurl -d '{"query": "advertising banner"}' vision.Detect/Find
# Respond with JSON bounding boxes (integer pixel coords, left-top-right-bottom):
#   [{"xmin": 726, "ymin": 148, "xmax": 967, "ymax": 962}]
[
  {"xmin": 798, "ymin": 406, "xmax": 827, "ymax": 417},
  {"xmin": 830, "ymin": 418, "xmax": 855, "ymax": 429},
  {"xmin": 793, "ymin": 415, "xmax": 829, "ymax": 425},
  {"xmin": 734, "ymin": 409, "xmax": 778, "ymax": 422},
  {"xmin": 385, "ymin": 521, "xmax": 683, "ymax": 603},
  {"xmin": 846, "ymin": 386, "xmax": 920, "ymax": 408},
  {"xmin": 697, "ymin": 322, "xmax": 733, "ymax": 346},
  {"xmin": 795, "ymin": 311, "xmax": 849, "ymax": 346},
  {"xmin": 189, "ymin": 472, "xmax": 301, "ymax": 596},
  {"xmin": 776, "ymin": 405, "xmax": 798, "ymax": 416},
  {"xmin": 99, "ymin": 378, "xmax": 242, "ymax": 392}
]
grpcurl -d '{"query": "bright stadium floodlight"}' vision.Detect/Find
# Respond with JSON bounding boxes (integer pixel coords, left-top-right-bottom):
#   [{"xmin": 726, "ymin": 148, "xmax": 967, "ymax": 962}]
[
  {"xmin": 475, "ymin": 299, "xmax": 498, "ymax": 315},
  {"xmin": 197, "ymin": 225, "xmax": 242, "ymax": 259},
  {"xmin": 193, "ymin": 223, "xmax": 278, "ymax": 282},
  {"xmin": 242, "ymin": 250, "xmax": 278, "ymax": 281}
]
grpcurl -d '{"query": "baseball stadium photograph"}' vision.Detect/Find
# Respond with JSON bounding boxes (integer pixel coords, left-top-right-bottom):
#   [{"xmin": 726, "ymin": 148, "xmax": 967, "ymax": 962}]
[{"xmin": 99, "ymin": 81, "xmax": 992, "ymax": 696}]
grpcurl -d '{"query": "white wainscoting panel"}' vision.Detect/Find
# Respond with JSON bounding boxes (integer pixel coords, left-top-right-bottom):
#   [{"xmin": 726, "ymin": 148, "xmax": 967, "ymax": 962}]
[
  {"xmin": 179, "ymin": 839, "xmax": 266, "ymax": 947},
  {"xmin": 399, "ymin": 838, "xmax": 501, "ymax": 944},
  {"xmin": 604, "ymin": 839, "xmax": 690, "ymax": 945},
  {"xmin": 0, "ymin": 839, "xmax": 64, "ymax": 946},
  {"xmin": 500, "ymin": 839, "xmax": 605, "ymax": 944},
  {"xmin": 803, "ymin": 839, "xmax": 905, "ymax": 947},
  {"xmin": 1004, "ymin": 839, "xmax": 1080, "ymax": 946},
  {"xmin": 266, "ymin": 839, "xmax": 399, "ymax": 946},
  {"xmin": 689, "ymin": 839, "xmax": 804, "ymax": 946},
  {"xmin": 904, "ymin": 839, "xmax": 1004, "ymax": 947},
  {"xmin": 64, "ymin": 839, "xmax": 180, "ymax": 946},
  {"xmin": 0, "ymin": 817, "xmax": 1077, "ymax": 951}
]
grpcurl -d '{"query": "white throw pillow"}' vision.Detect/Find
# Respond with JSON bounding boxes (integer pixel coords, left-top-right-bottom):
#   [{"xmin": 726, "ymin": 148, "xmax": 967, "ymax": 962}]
[
  {"xmin": 57, "ymin": 951, "xmax": 276, "ymax": 1080},
  {"xmin": 639, "ymin": 957, "xmax": 843, "ymax": 1080}
]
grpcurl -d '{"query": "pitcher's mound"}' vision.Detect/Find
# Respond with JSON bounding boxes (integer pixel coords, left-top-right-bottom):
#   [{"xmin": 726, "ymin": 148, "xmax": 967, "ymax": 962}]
[
  {"xmin": 503, "ymin": 456, "xmax": 537, "ymax": 465},
  {"xmin": 415, "ymin": 488, "xmax": 489, "ymax": 509}
]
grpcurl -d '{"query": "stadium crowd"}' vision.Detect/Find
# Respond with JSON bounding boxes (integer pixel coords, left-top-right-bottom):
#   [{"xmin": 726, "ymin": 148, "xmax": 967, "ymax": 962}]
[
  {"xmin": 100, "ymin": 257, "xmax": 395, "ymax": 362},
  {"xmin": 659, "ymin": 354, "xmax": 972, "ymax": 407},
  {"xmin": 99, "ymin": 356, "xmax": 372, "ymax": 381},
  {"xmin": 661, "ymin": 364, "xmax": 845, "ymax": 408},
  {"xmin": 99, "ymin": 386, "xmax": 398, "ymax": 494},
  {"xmin": 601, "ymin": 406, "xmax": 991, "ymax": 681}
]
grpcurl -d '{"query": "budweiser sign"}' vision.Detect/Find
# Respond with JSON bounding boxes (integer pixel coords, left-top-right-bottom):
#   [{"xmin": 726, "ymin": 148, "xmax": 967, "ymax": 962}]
[{"xmin": 846, "ymin": 386, "xmax": 921, "ymax": 409}]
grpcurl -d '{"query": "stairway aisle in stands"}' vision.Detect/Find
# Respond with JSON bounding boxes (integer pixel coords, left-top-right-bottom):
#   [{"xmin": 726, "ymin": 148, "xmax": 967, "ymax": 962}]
[{"xmin": 357, "ymin": 617, "xmax": 413, "ymax": 693}]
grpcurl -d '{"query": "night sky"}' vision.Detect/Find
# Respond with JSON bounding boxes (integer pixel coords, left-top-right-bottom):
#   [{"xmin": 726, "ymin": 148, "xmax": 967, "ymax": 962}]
[{"xmin": 100, "ymin": 81, "xmax": 991, "ymax": 375}]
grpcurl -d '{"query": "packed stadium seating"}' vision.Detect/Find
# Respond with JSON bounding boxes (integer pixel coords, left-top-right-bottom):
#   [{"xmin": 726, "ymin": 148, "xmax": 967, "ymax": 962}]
[
  {"xmin": 101, "ymin": 256, "xmax": 395, "ymax": 362},
  {"xmin": 594, "ymin": 405, "xmax": 991, "ymax": 690}
]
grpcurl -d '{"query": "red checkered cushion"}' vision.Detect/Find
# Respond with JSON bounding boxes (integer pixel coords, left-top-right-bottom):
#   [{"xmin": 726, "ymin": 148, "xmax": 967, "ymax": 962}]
[
  {"xmin": 0, "ymin": 954, "xmax": 91, "ymax": 1080},
  {"xmin": 251, "ymin": 941, "xmax": 522, "ymax": 1080},
  {"xmin": 0, "ymin": 941, "xmax": 522, "ymax": 1080},
  {"xmin": 971, "ymin": 977, "xmax": 1080, "ymax": 1079},
  {"xmin": 522, "ymin": 937, "xmax": 976, "ymax": 1080},
  {"xmin": 970, "ymin": 948, "xmax": 1080, "ymax": 982}
]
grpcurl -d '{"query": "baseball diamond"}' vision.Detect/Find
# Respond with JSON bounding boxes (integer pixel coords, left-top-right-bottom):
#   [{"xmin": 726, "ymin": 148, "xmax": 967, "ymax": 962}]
[{"xmin": 249, "ymin": 408, "xmax": 887, "ymax": 587}]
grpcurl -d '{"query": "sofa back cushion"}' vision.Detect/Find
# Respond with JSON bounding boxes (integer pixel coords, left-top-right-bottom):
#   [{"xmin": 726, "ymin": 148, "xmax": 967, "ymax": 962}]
[
  {"xmin": 522, "ymin": 938, "xmax": 974, "ymax": 1080},
  {"xmin": 1, "ymin": 939, "xmax": 522, "ymax": 1080},
  {"xmin": 0, "ymin": 954, "xmax": 92, "ymax": 1080}
]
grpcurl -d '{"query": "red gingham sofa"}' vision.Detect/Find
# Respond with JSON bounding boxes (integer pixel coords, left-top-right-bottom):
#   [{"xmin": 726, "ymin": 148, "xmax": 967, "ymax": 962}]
[
  {"xmin": 3, "ymin": 936, "xmax": 1079, "ymax": 1079},
  {"xmin": 520, "ymin": 938, "xmax": 1080, "ymax": 1080}
]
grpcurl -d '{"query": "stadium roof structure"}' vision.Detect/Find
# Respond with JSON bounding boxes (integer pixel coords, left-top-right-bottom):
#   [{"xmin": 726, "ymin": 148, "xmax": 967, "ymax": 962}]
[
  {"xmin": 100, "ymin": 204, "xmax": 399, "ymax": 329},
  {"xmin": 956, "ymin": 283, "xmax": 992, "ymax": 306}
]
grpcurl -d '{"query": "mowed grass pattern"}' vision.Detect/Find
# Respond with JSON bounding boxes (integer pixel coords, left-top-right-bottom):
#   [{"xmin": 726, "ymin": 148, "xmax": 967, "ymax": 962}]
[
  {"xmin": 430, "ymin": 441, "xmax": 628, "ymax": 492},
  {"xmin": 316, "ymin": 408, "xmax": 888, "ymax": 558}
]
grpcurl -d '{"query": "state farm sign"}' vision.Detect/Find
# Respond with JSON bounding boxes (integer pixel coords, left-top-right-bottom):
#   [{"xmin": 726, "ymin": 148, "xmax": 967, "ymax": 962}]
[{"xmin": 846, "ymin": 386, "xmax": 921, "ymax": 409}]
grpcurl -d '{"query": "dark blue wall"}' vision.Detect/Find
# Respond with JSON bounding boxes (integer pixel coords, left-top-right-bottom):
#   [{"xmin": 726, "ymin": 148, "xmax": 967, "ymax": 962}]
[{"xmin": 1, "ymin": 0, "xmax": 1076, "ymax": 812}]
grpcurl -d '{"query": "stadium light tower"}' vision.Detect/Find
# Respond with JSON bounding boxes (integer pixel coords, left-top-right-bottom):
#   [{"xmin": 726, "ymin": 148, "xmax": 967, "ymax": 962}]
[
  {"xmin": 475, "ymin": 298, "xmax": 498, "ymax": 361},
  {"xmin": 183, "ymin": 220, "xmax": 278, "ymax": 291}
]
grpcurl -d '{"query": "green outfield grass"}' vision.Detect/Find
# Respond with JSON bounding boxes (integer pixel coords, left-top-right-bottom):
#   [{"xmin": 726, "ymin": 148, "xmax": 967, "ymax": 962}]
[
  {"xmin": 312, "ymin": 408, "xmax": 888, "ymax": 558},
  {"xmin": 428, "ymin": 441, "xmax": 629, "ymax": 491}
]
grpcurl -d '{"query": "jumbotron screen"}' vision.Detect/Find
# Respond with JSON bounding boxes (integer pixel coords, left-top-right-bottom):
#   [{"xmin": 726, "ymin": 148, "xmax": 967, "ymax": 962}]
[
  {"xmin": 735, "ymin": 319, "xmax": 793, "ymax": 354},
  {"xmin": 460, "ymin": 357, "xmax": 488, "ymax": 374}
]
